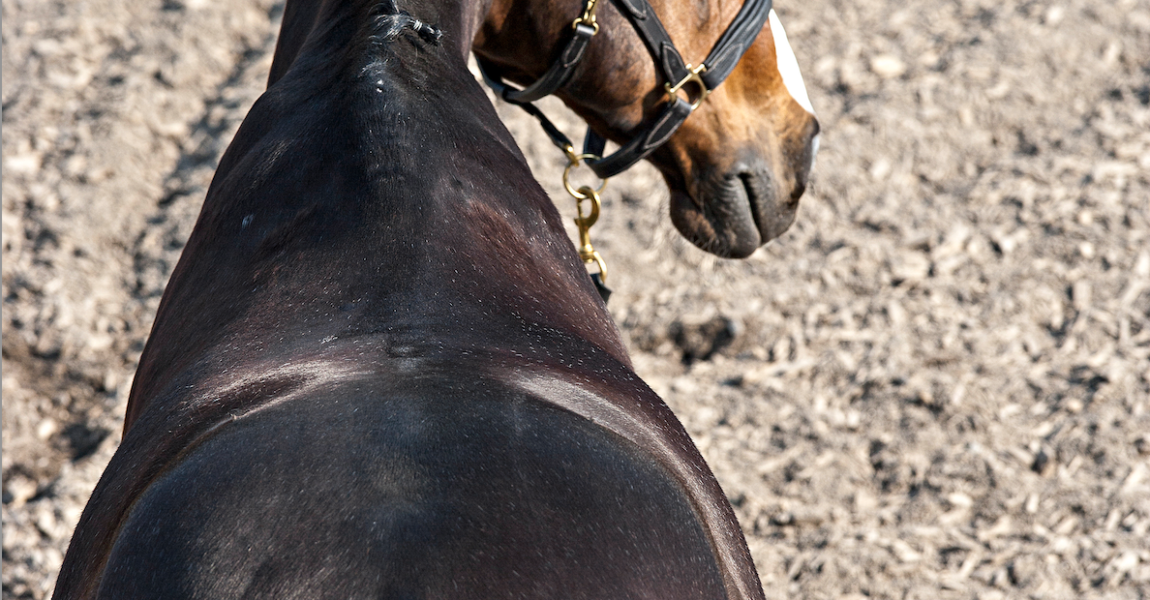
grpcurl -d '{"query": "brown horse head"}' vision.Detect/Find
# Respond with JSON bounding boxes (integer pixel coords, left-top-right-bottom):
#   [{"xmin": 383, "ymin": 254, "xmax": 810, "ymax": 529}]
[{"xmin": 475, "ymin": 0, "xmax": 819, "ymax": 258}]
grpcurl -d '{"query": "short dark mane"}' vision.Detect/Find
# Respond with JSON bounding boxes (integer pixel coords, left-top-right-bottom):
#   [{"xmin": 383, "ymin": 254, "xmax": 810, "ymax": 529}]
[{"xmin": 368, "ymin": 0, "xmax": 443, "ymax": 46}]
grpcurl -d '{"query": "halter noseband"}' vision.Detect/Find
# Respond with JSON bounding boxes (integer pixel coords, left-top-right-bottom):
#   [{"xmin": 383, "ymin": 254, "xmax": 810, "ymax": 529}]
[{"xmin": 478, "ymin": 0, "xmax": 773, "ymax": 179}]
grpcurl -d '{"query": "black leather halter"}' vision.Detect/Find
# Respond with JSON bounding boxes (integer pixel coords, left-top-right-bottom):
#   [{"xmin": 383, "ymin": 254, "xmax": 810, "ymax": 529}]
[{"xmin": 479, "ymin": 0, "xmax": 773, "ymax": 178}]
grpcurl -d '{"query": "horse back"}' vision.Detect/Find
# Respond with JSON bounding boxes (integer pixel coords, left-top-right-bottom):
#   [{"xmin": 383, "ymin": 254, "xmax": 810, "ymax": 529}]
[{"xmin": 95, "ymin": 371, "xmax": 728, "ymax": 599}]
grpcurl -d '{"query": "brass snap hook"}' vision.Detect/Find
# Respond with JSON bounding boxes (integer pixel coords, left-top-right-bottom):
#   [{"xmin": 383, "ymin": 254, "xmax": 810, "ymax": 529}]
[
  {"xmin": 573, "ymin": 185, "xmax": 607, "ymax": 284},
  {"xmin": 574, "ymin": 186, "xmax": 601, "ymax": 233},
  {"xmin": 560, "ymin": 154, "xmax": 609, "ymax": 287},
  {"xmin": 572, "ymin": 0, "xmax": 601, "ymax": 33}
]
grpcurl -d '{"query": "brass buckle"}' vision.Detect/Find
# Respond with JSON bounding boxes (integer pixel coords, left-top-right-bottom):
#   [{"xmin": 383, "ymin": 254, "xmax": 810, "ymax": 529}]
[
  {"xmin": 664, "ymin": 64, "xmax": 710, "ymax": 111},
  {"xmin": 572, "ymin": 0, "xmax": 601, "ymax": 34}
]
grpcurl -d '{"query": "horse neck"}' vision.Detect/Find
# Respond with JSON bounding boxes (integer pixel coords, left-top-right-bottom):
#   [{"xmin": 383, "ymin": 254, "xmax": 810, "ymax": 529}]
[
  {"xmin": 254, "ymin": 0, "xmax": 617, "ymax": 348},
  {"xmin": 125, "ymin": 0, "xmax": 631, "ymax": 429},
  {"xmin": 270, "ymin": 0, "xmax": 497, "ymax": 86}
]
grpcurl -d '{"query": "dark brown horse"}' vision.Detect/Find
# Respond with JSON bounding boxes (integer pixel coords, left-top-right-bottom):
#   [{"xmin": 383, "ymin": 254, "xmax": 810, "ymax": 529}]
[{"xmin": 53, "ymin": 0, "xmax": 816, "ymax": 598}]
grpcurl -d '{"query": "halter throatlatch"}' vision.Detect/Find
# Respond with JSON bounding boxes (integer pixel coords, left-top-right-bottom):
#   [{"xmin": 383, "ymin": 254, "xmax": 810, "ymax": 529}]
[
  {"xmin": 481, "ymin": 0, "xmax": 601, "ymax": 104},
  {"xmin": 478, "ymin": 0, "xmax": 772, "ymax": 302}
]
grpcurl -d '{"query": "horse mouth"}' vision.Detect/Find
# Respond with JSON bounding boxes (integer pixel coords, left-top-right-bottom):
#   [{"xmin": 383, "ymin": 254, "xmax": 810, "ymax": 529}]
[{"xmin": 669, "ymin": 168, "xmax": 798, "ymax": 258}]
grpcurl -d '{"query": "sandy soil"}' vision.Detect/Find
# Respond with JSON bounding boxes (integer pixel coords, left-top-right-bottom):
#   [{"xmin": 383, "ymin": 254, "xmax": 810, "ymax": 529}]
[{"xmin": 3, "ymin": 0, "xmax": 1149, "ymax": 597}]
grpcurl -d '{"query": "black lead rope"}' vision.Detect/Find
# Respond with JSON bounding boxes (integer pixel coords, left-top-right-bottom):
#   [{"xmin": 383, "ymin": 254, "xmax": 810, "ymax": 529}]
[
  {"xmin": 590, "ymin": 273, "xmax": 612, "ymax": 303},
  {"xmin": 480, "ymin": 0, "xmax": 602, "ymax": 106},
  {"xmin": 478, "ymin": 64, "xmax": 582, "ymax": 159},
  {"xmin": 496, "ymin": 22, "xmax": 598, "ymax": 104}
]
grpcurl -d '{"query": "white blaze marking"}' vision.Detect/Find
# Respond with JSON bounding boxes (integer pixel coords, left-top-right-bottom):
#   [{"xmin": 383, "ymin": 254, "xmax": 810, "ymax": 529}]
[{"xmin": 768, "ymin": 9, "xmax": 814, "ymax": 115}]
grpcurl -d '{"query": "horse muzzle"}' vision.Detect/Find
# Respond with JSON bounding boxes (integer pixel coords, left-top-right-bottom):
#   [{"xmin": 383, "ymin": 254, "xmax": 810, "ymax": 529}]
[{"xmin": 668, "ymin": 115, "xmax": 819, "ymax": 259}]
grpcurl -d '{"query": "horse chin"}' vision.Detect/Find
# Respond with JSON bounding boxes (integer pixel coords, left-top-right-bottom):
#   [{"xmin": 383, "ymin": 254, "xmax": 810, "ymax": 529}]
[{"xmin": 668, "ymin": 170, "xmax": 797, "ymax": 258}]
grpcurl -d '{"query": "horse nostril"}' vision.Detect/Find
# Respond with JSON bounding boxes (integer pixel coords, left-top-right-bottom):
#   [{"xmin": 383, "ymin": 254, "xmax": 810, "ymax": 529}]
[
  {"xmin": 800, "ymin": 117, "xmax": 820, "ymax": 186},
  {"xmin": 790, "ymin": 179, "xmax": 807, "ymax": 203},
  {"xmin": 788, "ymin": 120, "xmax": 819, "ymax": 203},
  {"xmin": 807, "ymin": 118, "xmax": 821, "ymax": 158}
]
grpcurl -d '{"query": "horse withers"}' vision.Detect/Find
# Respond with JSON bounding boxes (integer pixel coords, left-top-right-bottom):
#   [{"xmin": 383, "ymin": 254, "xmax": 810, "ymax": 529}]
[{"xmin": 54, "ymin": 0, "xmax": 816, "ymax": 597}]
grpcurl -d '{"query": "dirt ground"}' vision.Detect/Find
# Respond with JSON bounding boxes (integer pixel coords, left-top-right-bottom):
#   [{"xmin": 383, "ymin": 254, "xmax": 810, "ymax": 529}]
[{"xmin": 3, "ymin": 0, "xmax": 1149, "ymax": 597}]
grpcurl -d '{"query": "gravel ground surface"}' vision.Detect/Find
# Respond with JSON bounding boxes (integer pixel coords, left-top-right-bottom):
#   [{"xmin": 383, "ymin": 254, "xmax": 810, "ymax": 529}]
[{"xmin": 3, "ymin": 0, "xmax": 1149, "ymax": 598}]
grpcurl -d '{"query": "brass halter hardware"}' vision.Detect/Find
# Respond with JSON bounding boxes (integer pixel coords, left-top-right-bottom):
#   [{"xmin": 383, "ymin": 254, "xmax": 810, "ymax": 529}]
[
  {"xmin": 665, "ymin": 63, "xmax": 710, "ymax": 111},
  {"xmin": 562, "ymin": 153, "xmax": 609, "ymax": 284},
  {"xmin": 562, "ymin": 152, "xmax": 608, "ymax": 199},
  {"xmin": 572, "ymin": 0, "xmax": 601, "ymax": 33}
]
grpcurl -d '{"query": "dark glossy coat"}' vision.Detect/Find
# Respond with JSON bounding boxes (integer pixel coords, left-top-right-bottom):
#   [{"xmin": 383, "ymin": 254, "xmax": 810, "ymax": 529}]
[{"xmin": 53, "ymin": 1, "xmax": 765, "ymax": 598}]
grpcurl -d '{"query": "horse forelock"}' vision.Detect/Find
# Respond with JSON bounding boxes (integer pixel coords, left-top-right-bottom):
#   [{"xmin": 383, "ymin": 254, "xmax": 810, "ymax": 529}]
[{"xmin": 367, "ymin": 0, "xmax": 444, "ymax": 46}]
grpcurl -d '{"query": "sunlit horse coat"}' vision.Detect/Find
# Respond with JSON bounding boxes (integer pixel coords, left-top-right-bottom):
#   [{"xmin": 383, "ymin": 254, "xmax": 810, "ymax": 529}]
[{"xmin": 53, "ymin": 0, "xmax": 770, "ymax": 598}]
